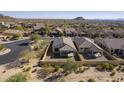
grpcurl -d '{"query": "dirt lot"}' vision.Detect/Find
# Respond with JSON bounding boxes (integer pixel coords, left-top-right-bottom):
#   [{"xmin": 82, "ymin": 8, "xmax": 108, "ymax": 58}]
[
  {"xmin": 64, "ymin": 66, "xmax": 124, "ymax": 82},
  {"xmin": 1, "ymin": 62, "xmax": 124, "ymax": 82}
]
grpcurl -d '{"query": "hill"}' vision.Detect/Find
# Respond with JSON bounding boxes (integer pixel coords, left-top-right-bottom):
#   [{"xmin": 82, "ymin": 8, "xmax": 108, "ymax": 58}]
[
  {"xmin": 74, "ymin": 17, "xmax": 85, "ymax": 20},
  {"xmin": 0, "ymin": 14, "xmax": 17, "ymax": 22}
]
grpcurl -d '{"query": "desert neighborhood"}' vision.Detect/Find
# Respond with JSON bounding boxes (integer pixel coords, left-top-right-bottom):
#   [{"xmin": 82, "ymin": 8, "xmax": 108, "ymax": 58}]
[{"xmin": 1, "ymin": 13, "xmax": 124, "ymax": 82}]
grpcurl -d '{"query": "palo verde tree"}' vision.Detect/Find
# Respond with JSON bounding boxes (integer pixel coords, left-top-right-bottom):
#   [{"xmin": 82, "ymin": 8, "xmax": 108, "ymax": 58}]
[{"xmin": 30, "ymin": 34, "xmax": 42, "ymax": 43}]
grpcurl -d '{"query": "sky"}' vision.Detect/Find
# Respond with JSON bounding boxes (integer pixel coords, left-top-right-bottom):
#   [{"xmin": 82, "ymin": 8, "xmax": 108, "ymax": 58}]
[{"xmin": 0, "ymin": 11, "xmax": 124, "ymax": 19}]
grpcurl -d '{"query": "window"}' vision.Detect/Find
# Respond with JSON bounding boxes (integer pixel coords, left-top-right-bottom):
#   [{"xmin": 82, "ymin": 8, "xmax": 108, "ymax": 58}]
[
  {"xmin": 55, "ymin": 48, "xmax": 59, "ymax": 52},
  {"xmin": 111, "ymin": 50, "xmax": 114, "ymax": 53}
]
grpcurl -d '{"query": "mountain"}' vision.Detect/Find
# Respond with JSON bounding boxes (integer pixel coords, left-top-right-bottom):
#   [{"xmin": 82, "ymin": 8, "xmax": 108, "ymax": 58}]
[
  {"xmin": 116, "ymin": 18, "xmax": 124, "ymax": 21},
  {"xmin": 0, "ymin": 14, "xmax": 4, "ymax": 17},
  {"xmin": 74, "ymin": 17, "xmax": 85, "ymax": 20},
  {"xmin": 0, "ymin": 14, "xmax": 17, "ymax": 22}
]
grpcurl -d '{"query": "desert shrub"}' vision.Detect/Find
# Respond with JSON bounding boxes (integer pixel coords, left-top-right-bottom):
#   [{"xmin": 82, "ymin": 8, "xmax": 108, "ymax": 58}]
[
  {"xmin": 30, "ymin": 34, "xmax": 41, "ymax": 43},
  {"xmin": 12, "ymin": 33, "xmax": 23, "ymax": 40},
  {"xmin": 110, "ymin": 71, "xmax": 116, "ymax": 76},
  {"xmin": 37, "ymin": 65, "xmax": 55, "ymax": 79},
  {"xmin": 57, "ymin": 78, "xmax": 65, "ymax": 82},
  {"xmin": 54, "ymin": 65, "xmax": 61, "ymax": 72},
  {"xmin": 121, "ymin": 78, "xmax": 123, "ymax": 80},
  {"xmin": 15, "ymin": 26, "xmax": 24, "ymax": 30},
  {"xmin": 20, "ymin": 49, "xmax": 36, "ymax": 62},
  {"xmin": 42, "ymin": 65, "xmax": 55, "ymax": 74},
  {"xmin": 79, "ymin": 80, "xmax": 84, "ymax": 82},
  {"xmin": 31, "ymin": 69, "xmax": 37, "ymax": 73},
  {"xmin": 5, "ymin": 73, "xmax": 27, "ymax": 82},
  {"xmin": 87, "ymin": 78, "xmax": 95, "ymax": 82},
  {"xmin": 57, "ymin": 68, "xmax": 64, "ymax": 73},
  {"xmin": 23, "ymin": 66, "xmax": 31, "ymax": 72},
  {"xmin": 74, "ymin": 67, "xmax": 85, "ymax": 74},
  {"xmin": 62, "ymin": 58, "xmax": 79, "ymax": 72},
  {"xmin": 0, "ymin": 44, "xmax": 5, "ymax": 51},
  {"xmin": 36, "ymin": 49, "xmax": 44, "ymax": 58},
  {"xmin": 111, "ymin": 80, "xmax": 115, "ymax": 82},
  {"xmin": 37, "ymin": 69, "xmax": 49, "ymax": 79},
  {"xmin": 96, "ymin": 63, "xmax": 115, "ymax": 71}
]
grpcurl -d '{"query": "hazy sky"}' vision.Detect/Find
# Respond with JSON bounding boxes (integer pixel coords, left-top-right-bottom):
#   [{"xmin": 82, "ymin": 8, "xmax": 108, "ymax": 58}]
[{"xmin": 0, "ymin": 11, "xmax": 124, "ymax": 19}]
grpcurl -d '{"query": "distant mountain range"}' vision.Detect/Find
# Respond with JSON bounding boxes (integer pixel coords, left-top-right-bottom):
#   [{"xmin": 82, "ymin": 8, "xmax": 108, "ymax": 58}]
[
  {"xmin": 116, "ymin": 18, "xmax": 124, "ymax": 20},
  {"xmin": 0, "ymin": 13, "xmax": 124, "ymax": 22},
  {"xmin": 0, "ymin": 14, "xmax": 16, "ymax": 22},
  {"xmin": 74, "ymin": 17, "xmax": 85, "ymax": 20}
]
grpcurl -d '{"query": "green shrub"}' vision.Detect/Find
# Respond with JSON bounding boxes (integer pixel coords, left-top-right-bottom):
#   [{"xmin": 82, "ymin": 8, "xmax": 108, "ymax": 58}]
[
  {"xmin": 0, "ymin": 44, "xmax": 5, "ymax": 51},
  {"xmin": 20, "ymin": 49, "xmax": 36, "ymax": 62},
  {"xmin": 5, "ymin": 73, "xmax": 27, "ymax": 82},
  {"xmin": 87, "ymin": 78, "xmax": 95, "ymax": 82},
  {"xmin": 30, "ymin": 34, "xmax": 41, "ymax": 43},
  {"xmin": 23, "ymin": 67, "xmax": 31, "ymax": 72},
  {"xmin": 42, "ymin": 65, "xmax": 55, "ymax": 74},
  {"xmin": 12, "ymin": 33, "xmax": 23, "ymax": 40},
  {"xmin": 62, "ymin": 58, "xmax": 79, "ymax": 72},
  {"xmin": 79, "ymin": 80, "xmax": 84, "ymax": 82},
  {"xmin": 57, "ymin": 78, "xmax": 65, "ymax": 82},
  {"xmin": 15, "ymin": 26, "xmax": 24, "ymax": 30},
  {"xmin": 96, "ymin": 63, "xmax": 115, "ymax": 71},
  {"xmin": 54, "ymin": 65, "xmax": 61, "ymax": 72}
]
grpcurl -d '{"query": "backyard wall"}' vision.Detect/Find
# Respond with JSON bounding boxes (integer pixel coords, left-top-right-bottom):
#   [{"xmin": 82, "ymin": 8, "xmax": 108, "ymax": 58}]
[{"xmin": 42, "ymin": 41, "xmax": 52, "ymax": 61}]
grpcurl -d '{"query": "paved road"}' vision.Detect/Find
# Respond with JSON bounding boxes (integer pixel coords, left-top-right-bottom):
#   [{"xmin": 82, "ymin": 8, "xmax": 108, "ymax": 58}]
[{"xmin": 0, "ymin": 39, "xmax": 30, "ymax": 65}]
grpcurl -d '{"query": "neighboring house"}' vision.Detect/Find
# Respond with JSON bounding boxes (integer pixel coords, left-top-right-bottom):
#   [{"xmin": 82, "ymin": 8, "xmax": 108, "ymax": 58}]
[
  {"xmin": 33, "ymin": 24, "xmax": 46, "ymax": 35},
  {"xmin": 0, "ymin": 22, "xmax": 11, "ymax": 29},
  {"xmin": 64, "ymin": 28, "xmax": 78, "ymax": 37},
  {"xmin": 50, "ymin": 27, "xmax": 63, "ymax": 37},
  {"xmin": 24, "ymin": 23, "xmax": 33, "ymax": 28},
  {"xmin": 52, "ymin": 37, "xmax": 77, "ymax": 57},
  {"xmin": 74, "ymin": 37, "xmax": 103, "ymax": 57},
  {"xmin": 95, "ymin": 38, "xmax": 124, "ymax": 57},
  {"xmin": 103, "ymin": 30, "xmax": 124, "ymax": 38},
  {"xmin": 78, "ymin": 31, "xmax": 87, "ymax": 37}
]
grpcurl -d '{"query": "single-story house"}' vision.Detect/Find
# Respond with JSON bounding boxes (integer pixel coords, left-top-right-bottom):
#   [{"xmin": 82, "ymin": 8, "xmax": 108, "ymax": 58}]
[
  {"xmin": 78, "ymin": 31, "xmax": 87, "ymax": 36},
  {"xmin": 33, "ymin": 24, "xmax": 46, "ymax": 35},
  {"xmin": 74, "ymin": 37, "xmax": 103, "ymax": 57},
  {"xmin": 24, "ymin": 23, "xmax": 33, "ymax": 28},
  {"xmin": 64, "ymin": 28, "xmax": 78, "ymax": 37},
  {"xmin": 0, "ymin": 22, "xmax": 11, "ymax": 29},
  {"xmin": 52, "ymin": 37, "xmax": 77, "ymax": 57},
  {"xmin": 95, "ymin": 38, "xmax": 124, "ymax": 57},
  {"xmin": 50, "ymin": 27, "xmax": 63, "ymax": 37}
]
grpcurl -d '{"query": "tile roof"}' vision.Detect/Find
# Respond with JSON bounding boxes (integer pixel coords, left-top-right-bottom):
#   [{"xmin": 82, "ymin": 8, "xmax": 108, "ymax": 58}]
[
  {"xmin": 52, "ymin": 37, "xmax": 76, "ymax": 50},
  {"xmin": 102, "ymin": 38, "xmax": 124, "ymax": 49},
  {"xmin": 74, "ymin": 37, "xmax": 103, "ymax": 51}
]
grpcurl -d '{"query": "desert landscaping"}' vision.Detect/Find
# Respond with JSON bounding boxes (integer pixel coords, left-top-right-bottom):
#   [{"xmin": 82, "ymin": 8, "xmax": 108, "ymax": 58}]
[{"xmin": 1, "ymin": 13, "xmax": 124, "ymax": 82}]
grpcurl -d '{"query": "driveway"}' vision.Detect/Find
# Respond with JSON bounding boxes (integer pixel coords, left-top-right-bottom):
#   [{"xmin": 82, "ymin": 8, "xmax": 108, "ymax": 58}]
[{"xmin": 0, "ymin": 39, "xmax": 30, "ymax": 65}]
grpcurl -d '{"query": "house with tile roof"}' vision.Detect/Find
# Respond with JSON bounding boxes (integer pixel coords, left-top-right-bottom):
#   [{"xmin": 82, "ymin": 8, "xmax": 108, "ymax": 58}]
[
  {"xmin": 52, "ymin": 37, "xmax": 77, "ymax": 57},
  {"xmin": 64, "ymin": 28, "xmax": 78, "ymax": 37},
  {"xmin": 74, "ymin": 37, "xmax": 103, "ymax": 57},
  {"xmin": 95, "ymin": 38, "xmax": 124, "ymax": 57}
]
